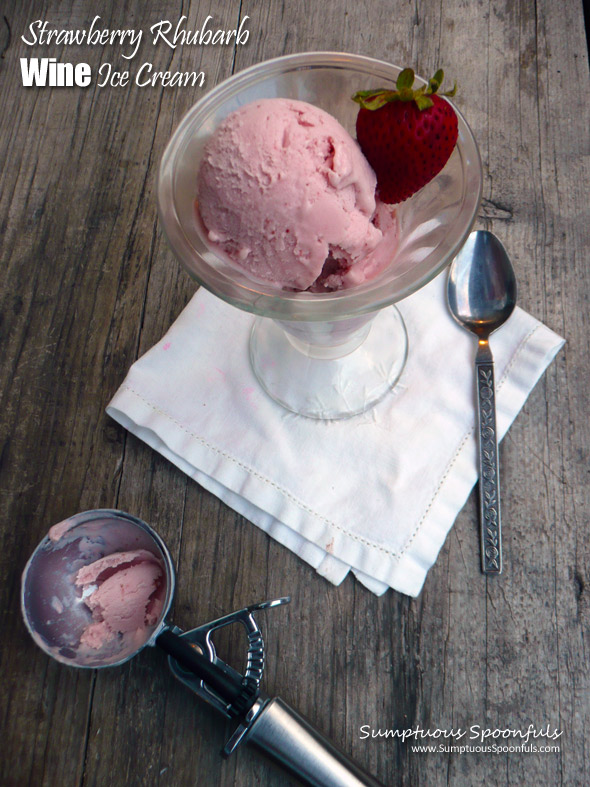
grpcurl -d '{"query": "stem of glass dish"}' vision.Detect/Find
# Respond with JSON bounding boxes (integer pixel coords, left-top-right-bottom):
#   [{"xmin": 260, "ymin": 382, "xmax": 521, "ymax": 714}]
[{"xmin": 275, "ymin": 313, "xmax": 376, "ymax": 360}]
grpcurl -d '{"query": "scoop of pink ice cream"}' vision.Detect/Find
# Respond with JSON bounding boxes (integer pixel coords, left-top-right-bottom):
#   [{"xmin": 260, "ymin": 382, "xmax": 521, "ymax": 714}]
[
  {"xmin": 75, "ymin": 549, "xmax": 164, "ymax": 650},
  {"xmin": 196, "ymin": 98, "xmax": 397, "ymax": 291}
]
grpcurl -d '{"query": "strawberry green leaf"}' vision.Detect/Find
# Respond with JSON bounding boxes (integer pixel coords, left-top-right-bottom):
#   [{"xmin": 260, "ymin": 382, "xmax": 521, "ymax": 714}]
[
  {"xmin": 428, "ymin": 69, "xmax": 444, "ymax": 93},
  {"xmin": 414, "ymin": 94, "xmax": 434, "ymax": 110},
  {"xmin": 352, "ymin": 88, "xmax": 385, "ymax": 101},
  {"xmin": 399, "ymin": 86, "xmax": 416, "ymax": 102},
  {"xmin": 351, "ymin": 88, "xmax": 399, "ymax": 110},
  {"xmin": 396, "ymin": 68, "xmax": 415, "ymax": 91},
  {"xmin": 362, "ymin": 95, "xmax": 391, "ymax": 110},
  {"xmin": 441, "ymin": 81, "xmax": 458, "ymax": 97}
]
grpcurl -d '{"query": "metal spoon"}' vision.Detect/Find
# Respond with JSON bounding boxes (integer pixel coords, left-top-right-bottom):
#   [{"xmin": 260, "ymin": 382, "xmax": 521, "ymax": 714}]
[{"xmin": 447, "ymin": 230, "xmax": 517, "ymax": 574}]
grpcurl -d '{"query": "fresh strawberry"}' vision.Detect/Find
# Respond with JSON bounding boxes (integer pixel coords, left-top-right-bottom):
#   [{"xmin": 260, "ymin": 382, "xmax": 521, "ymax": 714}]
[{"xmin": 353, "ymin": 68, "xmax": 458, "ymax": 204}]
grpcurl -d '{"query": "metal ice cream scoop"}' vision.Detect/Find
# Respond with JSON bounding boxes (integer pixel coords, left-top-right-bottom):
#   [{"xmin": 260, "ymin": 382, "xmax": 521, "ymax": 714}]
[
  {"xmin": 21, "ymin": 509, "xmax": 384, "ymax": 787},
  {"xmin": 447, "ymin": 230, "xmax": 517, "ymax": 574}
]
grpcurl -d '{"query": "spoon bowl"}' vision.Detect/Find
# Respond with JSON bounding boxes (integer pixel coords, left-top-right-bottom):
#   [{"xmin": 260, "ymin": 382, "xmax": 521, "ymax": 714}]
[
  {"xmin": 447, "ymin": 231, "xmax": 517, "ymax": 338},
  {"xmin": 447, "ymin": 230, "xmax": 517, "ymax": 574}
]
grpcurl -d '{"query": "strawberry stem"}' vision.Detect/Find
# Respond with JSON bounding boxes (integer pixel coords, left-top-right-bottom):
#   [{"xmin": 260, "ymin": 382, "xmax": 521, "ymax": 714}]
[{"xmin": 352, "ymin": 67, "xmax": 457, "ymax": 111}]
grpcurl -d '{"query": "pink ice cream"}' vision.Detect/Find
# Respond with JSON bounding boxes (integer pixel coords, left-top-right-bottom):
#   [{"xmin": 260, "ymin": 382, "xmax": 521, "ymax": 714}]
[
  {"xmin": 196, "ymin": 98, "xmax": 398, "ymax": 291},
  {"xmin": 75, "ymin": 549, "xmax": 164, "ymax": 650}
]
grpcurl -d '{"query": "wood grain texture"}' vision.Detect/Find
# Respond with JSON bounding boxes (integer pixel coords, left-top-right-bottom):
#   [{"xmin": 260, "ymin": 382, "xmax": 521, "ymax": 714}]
[{"xmin": 1, "ymin": 1, "xmax": 588, "ymax": 785}]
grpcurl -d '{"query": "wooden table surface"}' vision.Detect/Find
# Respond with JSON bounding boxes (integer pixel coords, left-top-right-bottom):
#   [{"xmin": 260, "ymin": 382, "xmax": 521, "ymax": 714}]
[{"xmin": 1, "ymin": 1, "xmax": 589, "ymax": 785}]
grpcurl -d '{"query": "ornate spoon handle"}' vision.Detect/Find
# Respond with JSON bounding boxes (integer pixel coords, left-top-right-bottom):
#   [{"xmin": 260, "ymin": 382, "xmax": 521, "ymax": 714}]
[{"xmin": 475, "ymin": 342, "xmax": 502, "ymax": 573}]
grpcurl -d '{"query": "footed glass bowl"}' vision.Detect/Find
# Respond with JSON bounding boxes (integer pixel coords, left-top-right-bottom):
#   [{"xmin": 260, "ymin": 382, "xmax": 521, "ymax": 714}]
[{"xmin": 158, "ymin": 52, "xmax": 482, "ymax": 419}]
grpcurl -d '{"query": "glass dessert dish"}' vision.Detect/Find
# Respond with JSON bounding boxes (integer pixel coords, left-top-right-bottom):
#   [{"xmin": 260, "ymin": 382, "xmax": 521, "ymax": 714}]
[{"xmin": 158, "ymin": 52, "xmax": 482, "ymax": 419}]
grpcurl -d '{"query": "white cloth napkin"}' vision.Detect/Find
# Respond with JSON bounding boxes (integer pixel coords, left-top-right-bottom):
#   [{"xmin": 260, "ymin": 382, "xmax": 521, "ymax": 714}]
[{"xmin": 106, "ymin": 272, "xmax": 564, "ymax": 596}]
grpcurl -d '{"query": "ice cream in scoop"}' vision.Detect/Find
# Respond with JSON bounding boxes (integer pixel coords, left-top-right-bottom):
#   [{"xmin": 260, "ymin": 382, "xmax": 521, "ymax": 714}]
[
  {"xmin": 75, "ymin": 549, "xmax": 164, "ymax": 650},
  {"xmin": 196, "ymin": 98, "xmax": 398, "ymax": 291}
]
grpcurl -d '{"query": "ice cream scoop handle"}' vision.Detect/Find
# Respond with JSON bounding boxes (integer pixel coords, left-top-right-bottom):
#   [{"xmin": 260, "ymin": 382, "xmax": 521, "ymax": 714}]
[
  {"xmin": 245, "ymin": 697, "xmax": 386, "ymax": 787},
  {"xmin": 476, "ymin": 344, "xmax": 502, "ymax": 573},
  {"xmin": 156, "ymin": 629, "xmax": 242, "ymax": 704}
]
